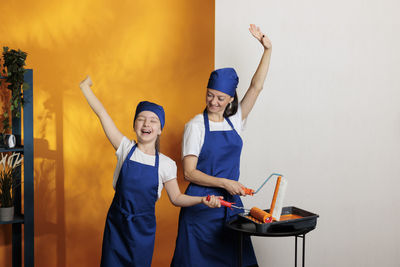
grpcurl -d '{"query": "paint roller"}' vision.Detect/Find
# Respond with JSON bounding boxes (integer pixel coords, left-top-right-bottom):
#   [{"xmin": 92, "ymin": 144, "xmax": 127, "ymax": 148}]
[{"xmin": 207, "ymin": 174, "xmax": 287, "ymax": 223}]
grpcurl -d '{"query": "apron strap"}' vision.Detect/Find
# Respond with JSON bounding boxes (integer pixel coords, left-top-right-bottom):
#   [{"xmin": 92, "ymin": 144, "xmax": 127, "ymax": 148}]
[
  {"xmin": 129, "ymin": 142, "xmax": 159, "ymax": 169},
  {"xmin": 127, "ymin": 143, "xmax": 137, "ymax": 159},
  {"xmin": 203, "ymin": 109, "xmax": 239, "ymax": 135},
  {"xmin": 202, "ymin": 109, "xmax": 210, "ymax": 133},
  {"xmin": 155, "ymin": 149, "xmax": 160, "ymax": 169}
]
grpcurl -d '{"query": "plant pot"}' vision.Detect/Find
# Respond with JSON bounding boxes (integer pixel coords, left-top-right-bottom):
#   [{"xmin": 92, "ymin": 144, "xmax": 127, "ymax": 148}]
[{"xmin": 0, "ymin": 206, "xmax": 14, "ymax": 221}]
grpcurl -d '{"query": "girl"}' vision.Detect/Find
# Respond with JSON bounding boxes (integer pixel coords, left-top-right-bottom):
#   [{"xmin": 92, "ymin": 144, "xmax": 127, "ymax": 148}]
[
  {"xmin": 79, "ymin": 76, "xmax": 220, "ymax": 267},
  {"xmin": 172, "ymin": 24, "xmax": 272, "ymax": 267}
]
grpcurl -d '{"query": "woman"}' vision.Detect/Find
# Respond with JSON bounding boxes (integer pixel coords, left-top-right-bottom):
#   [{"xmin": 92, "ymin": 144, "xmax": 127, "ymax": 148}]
[
  {"xmin": 171, "ymin": 24, "xmax": 272, "ymax": 267},
  {"xmin": 79, "ymin": 76, "xmax": 221, "ymax": 267}
]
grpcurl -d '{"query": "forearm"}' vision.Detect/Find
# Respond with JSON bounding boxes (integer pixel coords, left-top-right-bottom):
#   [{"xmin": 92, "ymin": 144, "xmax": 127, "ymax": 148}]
[
  {"xmin": 80, "ymin": 83, "xmax": 123, "ymax": 149},
  {"xmin": 80, "ymin": 84, "xmax": 107, "ymax": 117},
  {"xmin": 184, "ymin": 168, "xmax": 226, "ymax": 189},
  {"xmin": 164, "ymin": 178, "xmax": 208, "ymax": 207},
  {"xmin": 250, "ymin": 48, "xmax": 272, "ymax": 91},
  {"xmin": 170, "ymin": 194, "xmax": 203, "ymax": 207}
]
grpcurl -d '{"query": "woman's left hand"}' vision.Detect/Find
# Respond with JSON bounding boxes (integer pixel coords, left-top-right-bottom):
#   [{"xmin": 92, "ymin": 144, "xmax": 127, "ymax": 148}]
[
  {"xmin": 202, "ymin": 195, "xmax": 222, "ymax": 208},
  {"xmin": 249, "ymin": 24, "xmax": 272, "ymax": 50}
]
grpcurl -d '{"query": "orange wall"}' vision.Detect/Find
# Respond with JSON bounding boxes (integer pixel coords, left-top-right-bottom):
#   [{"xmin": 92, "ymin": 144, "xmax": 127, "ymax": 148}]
[{"xmin": 0, "ymin": 1, "xmax": 214, "ymax": 266}]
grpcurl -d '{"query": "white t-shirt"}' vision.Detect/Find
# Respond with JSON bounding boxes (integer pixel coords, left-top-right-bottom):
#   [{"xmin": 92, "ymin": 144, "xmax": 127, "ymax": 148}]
[
  {"xmin": 113, "ymin": 136, "xmax": 177, "ymax": 199},
  {"xmin": 182, "ymin": 105, "xmax": 246, "ymax": 158}
]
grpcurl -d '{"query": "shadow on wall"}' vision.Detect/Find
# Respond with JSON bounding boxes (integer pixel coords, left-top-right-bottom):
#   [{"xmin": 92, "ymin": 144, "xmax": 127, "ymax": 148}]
[
  {"xmin": 1, "ymin": 1, "xmax": 214, "ymax": 266},
  {"xmin": 34, "ymin": 92, "xmax": 66, "ymax": 267}
]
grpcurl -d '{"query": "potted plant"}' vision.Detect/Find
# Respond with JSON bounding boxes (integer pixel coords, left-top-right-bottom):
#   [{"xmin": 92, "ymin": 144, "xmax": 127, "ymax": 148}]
[
  {"xmin": 0, "ymin": 152, "xmax": 23, "ymax": 221},
  {"xmin": 0, "ymin": 47, "xmax": 29, "ymax": 147}
]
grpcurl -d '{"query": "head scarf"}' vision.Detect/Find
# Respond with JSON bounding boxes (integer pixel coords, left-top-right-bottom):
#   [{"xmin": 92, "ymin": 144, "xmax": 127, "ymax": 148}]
[
  {"xmin": 134, "ymin": 101, "xmax": 165, "ymax": 130},
  {"xmin": 207, "ymin": 68, "xmax": 239, "ymax": 97}
]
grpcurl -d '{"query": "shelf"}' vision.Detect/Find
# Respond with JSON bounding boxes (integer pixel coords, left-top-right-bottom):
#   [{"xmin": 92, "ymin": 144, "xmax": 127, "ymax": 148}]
[
  {"xmin": 0, "ymin": 146, "xmax": 24, "ymax": 153},
  {"xmin": 1, "ymin": 69, "xmax": 34, "ymax": 267},
  {"xmin": 0, "ymin": 214, "xmax": 24, "ymax": 225}
]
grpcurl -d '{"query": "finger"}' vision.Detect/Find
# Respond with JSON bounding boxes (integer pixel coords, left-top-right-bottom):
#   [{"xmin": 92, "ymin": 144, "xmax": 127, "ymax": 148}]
[{"xmin": 239, "ymin": 187, "xmax": 245, "ymax": 196}]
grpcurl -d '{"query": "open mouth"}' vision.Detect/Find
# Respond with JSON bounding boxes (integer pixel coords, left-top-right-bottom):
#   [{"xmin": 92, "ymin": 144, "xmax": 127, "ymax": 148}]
[{"xmin": 141, "ymin": 129, "xmax": 152, "ymax": 135}]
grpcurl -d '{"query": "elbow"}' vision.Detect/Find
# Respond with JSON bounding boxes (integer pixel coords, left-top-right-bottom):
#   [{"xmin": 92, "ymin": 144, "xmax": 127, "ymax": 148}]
[
  {"xmin": 250, "ymin": 82, "xmax": 264, "ymax": 92},
  {"xmin": 170, "ymin": 194, "xmax": 183, "ymax": 207},
  {"xmin": 170, "ymin": 198, "xmax": 179, "ymax": 207},
  {"xmin": 183, "ymin": 169, "xmax": 195, "ymax": 183}
]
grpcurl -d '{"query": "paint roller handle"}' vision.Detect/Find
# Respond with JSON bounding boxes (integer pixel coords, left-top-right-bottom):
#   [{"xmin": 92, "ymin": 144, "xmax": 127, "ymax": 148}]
[
  {"xmin": 207, "ymin": 195, "xmax": 233, "ymax": 209},
  {"xmin": 242, "ymin": 187, "xmax": 255, "ymax": 196}
]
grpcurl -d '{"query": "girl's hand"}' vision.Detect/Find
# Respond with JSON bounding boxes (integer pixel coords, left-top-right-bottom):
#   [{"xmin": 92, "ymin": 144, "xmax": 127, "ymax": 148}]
[
  {"xmin": 80, "ymin": 75, "xmax": 93, "ymax": 89},
  {"xmin": 249, "ymin": 24, "xmax": 272, "ymax": 50},
  {"xmin": 222, "ymin": 179, "xmax": 245, "ymax": 196},
  {"xmin": 202, "ymin": 195, "xmax": 223, "ymax": 208}
]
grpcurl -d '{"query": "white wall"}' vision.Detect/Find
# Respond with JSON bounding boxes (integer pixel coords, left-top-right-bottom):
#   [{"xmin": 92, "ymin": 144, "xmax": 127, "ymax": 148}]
[{"xmin": 216, "ymin": 0, "xmax": 400, "ymax": 266}]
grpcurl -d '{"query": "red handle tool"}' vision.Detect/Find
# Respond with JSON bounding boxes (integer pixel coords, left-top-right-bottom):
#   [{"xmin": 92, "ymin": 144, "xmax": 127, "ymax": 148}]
[
  {"xmin": 206, "ymin": 195, "xmax": 233, "ymax": 208},
  {"xmin": 206, "ymin": 195, "xmax": 249, "ymax": 211},
  {"xmin": 242, "ymin": 187, "xmax": 255, "ymax": 196}
]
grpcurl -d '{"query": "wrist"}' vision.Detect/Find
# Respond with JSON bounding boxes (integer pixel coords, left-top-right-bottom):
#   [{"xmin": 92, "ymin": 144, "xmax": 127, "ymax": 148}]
[
  {"xmin": 80, "ymin": 84, "xmax": 90, "ymax": 90},
  {"xmin": 263, "ymin": 46, "xmax": 272, "ymax": 52},
  {"xmin": 218, "ymin": 178, "xmax": 227, "ymax": 189}
]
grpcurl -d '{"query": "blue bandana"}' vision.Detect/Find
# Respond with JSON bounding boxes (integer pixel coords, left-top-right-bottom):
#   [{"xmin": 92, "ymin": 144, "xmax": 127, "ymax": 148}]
[
  {"xmin": 207, "ymin": 68, "xmax": 238, "ymax": 97},
  {"xmin": 134, "ymin": 101, "xmax": 165, "ymax": 130}
]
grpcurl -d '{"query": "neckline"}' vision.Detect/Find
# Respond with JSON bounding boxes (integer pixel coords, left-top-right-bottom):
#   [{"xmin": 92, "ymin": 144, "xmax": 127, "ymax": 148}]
[{"xmin": 135, "ymin": 142, "xmax": 157, "ymax": 156}]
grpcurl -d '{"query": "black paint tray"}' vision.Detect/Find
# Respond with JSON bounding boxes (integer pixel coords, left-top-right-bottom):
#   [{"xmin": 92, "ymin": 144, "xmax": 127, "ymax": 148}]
[{"xmin": 237, "ymin": 206, "xmax": 319, "ymax": 235}]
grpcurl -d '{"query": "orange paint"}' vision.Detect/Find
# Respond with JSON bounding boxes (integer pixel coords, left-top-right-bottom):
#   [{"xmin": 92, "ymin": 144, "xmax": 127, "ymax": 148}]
[
  {"xmin": 250, "ymin": 207, "xmax": 271, "ymax": 223},
  {"xmin": 0, "ymin": 1, "xmax": 214, "ymax": 266},
  {"xmin": 279, "ymin": 214, "xmax": 303, "ymax": 221}
]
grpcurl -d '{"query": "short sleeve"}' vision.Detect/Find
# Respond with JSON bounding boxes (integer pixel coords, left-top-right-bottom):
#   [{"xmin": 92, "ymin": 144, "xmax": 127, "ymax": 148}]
[
  {"xmin": 228, "ymin": 104, "xmax": 246, "ymax": 132},
  {"xmin": 116, "ymin": 136, "xmax": 134, "ymax": 160},
  {"xmin": 159, "ymin": 155, "xmax": 177, "ymax": 183},
  {"xmin": 113, "ymin": 136, "xmax": 135, "ymax": 188},
  {"xmin": 182, "ymin": 119, "xmax": 205, "ymax": 158}
]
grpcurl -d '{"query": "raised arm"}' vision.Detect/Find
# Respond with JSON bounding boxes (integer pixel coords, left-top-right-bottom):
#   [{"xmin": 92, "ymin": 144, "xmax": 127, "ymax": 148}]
[
  {"xmin": 183, "ymin": 155, "xmax": 246, "ymax": 196},
  {"xmin": 79, "ymin": 76, "xmax": 124, "ymax": 150},
  {"xmin": 240, "ymin": 24, "xmax": 272, "ymax": 120}
]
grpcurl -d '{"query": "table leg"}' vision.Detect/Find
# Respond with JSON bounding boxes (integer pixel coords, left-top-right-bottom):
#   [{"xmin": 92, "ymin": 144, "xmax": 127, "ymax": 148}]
[
  {"xmin": 302, "ymin": 234, "xmax": 305, "ymax": 267},
  {"xmin": 295, "ymin": 234, "xmax": 306, "ymax": 267},
  {"xmin": 295, "ymin": 235, "xmax": 298, "ymax": 267}
]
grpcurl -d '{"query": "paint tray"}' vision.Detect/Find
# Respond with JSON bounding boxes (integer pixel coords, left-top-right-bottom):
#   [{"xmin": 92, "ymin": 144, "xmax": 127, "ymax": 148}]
[{"xmin": 237, "ymin": 206, "xmax": 319, "ymax": 235}]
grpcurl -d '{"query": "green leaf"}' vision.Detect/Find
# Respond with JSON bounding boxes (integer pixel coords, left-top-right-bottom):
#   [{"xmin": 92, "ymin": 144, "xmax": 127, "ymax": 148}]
[{"xmin": 22, "ymin": 82, "xmax": 30, "ymax": 91}]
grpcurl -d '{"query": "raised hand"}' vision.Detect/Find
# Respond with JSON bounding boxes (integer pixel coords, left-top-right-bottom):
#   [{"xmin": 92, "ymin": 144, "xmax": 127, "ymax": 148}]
[
  {"xmin": 249, "ymin": 24, "xmax": 272, "ymax": 50},
  {"xmin": 80, "ymin": 75, "xmax": 93, "ymax": 89}
]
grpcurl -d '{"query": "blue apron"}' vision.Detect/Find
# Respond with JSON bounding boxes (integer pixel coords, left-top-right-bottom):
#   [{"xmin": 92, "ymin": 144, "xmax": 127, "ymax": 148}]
[
  {"xmin": 101, "ymin": 144, "xmax": 159, "ymax": 267},
  {"xmin": 172, "ymin": 110, "xmax": 257, "ymax": 267}
]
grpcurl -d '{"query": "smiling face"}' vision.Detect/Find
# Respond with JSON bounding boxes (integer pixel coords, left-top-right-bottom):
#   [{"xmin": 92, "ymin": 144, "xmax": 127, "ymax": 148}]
[
  {"xmin": 134, "ymin": 111, "xmax": 162, "ymax": 144},
  {"xmin": 206, "ymin": 88, "xmax": 234, "ymax": 114}
]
